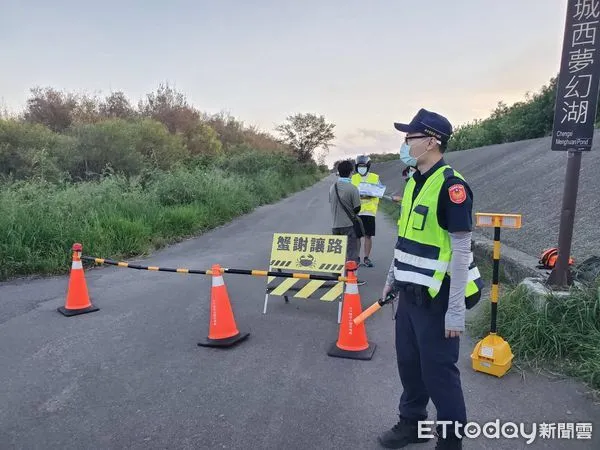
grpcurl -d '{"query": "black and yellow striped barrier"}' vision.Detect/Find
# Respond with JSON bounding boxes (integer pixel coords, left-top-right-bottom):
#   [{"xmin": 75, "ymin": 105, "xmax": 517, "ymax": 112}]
[{"xmin": 81, "ymin": 256, "xmax": 359, "ymax": 283}]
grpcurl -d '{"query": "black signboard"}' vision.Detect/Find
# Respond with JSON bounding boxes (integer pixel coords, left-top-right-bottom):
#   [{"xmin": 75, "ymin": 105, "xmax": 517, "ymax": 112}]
[{"xmin": 552, "ymin": 0, "xmax": 600, "ymax": 151}]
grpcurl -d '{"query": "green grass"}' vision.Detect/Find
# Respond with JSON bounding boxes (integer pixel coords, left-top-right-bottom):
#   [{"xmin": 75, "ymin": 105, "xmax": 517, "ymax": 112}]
[
  {"xmin": 468, "ymin": 280, "xmax": 600, "ymax": 391},
  {"xmin": 378, "ymin": 196, "xmax": 401, "ymax": 224},
  {"xmin": 0, "ymin": 153, "xmax": 326, "ymax": 281}
]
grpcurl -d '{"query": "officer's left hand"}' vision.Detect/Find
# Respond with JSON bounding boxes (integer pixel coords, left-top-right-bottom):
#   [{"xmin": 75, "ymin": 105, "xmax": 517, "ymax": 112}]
[{"xmin": 445, "ymin": 329, "xmax": 462, "ymax": 338}]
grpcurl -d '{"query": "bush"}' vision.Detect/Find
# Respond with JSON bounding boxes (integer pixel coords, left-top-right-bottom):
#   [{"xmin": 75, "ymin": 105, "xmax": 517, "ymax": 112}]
[
  {"xmin": 0, "ymin": 84, "xmax": 330, "ymax": 280},
  {"xmin": 0, "ymin": 119, "xmax": 74, "ymax": 182},
  {"xmin": 132, "ymin": 118, "xmax": 189, "ymax": 170},
  {"xmin": 184, "ymin": 122, "xmax": 223, "ymax": 156},
  {"xmin": 9, "ymin": 83, "xmax": 291, "ymax": 174},
  {"xmin": 68, "ymin": 119, "xmax": 146, "ymax": 180}
]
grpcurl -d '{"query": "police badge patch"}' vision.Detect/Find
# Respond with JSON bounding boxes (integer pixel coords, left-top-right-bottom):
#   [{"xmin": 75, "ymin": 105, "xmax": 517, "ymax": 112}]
[{"xmin": 448, "ymin": 184, "xmax": 467, "ymax": 204}]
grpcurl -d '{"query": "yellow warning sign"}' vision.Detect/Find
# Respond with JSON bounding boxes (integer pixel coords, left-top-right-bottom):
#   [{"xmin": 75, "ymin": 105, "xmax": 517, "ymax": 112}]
[
  {"xmin": 269, "ymin": 233, "xmax": 348, "ymax": 273},
  {"xmin": 263, "ymin": 233, "xmax": 348, "ymax": 313}
]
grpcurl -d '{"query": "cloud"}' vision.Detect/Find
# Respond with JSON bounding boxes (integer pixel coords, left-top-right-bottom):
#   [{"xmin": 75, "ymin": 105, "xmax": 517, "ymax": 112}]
[{"xmin": 324, "ymin": 128, "xmax": 400, "ymax": 166}]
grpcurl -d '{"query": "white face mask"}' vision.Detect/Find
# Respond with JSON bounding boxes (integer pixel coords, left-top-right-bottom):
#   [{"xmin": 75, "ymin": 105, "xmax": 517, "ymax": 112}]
[{"xmin": 357, "ymin": 166, "xmax": 368, "ymax": 175}]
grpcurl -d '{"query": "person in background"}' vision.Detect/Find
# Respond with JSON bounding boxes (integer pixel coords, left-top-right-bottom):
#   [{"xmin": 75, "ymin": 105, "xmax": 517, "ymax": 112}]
[
  {"xmin": 391, "ymin": 167, "xmax": 416, "ymax": 203},
  {"xmin": 329, "ymin": 160, "xmax": 365, "ymax": 285},
  {"xmin": 351, "ymin": 155, "xmax": 380, "ymax": 268}
]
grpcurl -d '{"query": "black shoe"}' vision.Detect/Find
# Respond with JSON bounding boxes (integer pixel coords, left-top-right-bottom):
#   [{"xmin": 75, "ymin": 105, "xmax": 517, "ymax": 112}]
[
  {"xmin": 434, "ymin": 426, "xmax": 463, "ymax": 450},
  {"xmin": 434, "ymin": 436, "xmax": 462, "ymax": 450},
  {"xmin": 377, "ymin": 416, "xmax": 430, "ymax": 449},
  {"xmin": 363, "ymin": 257, "xmax": 374, "ymax": 267}
]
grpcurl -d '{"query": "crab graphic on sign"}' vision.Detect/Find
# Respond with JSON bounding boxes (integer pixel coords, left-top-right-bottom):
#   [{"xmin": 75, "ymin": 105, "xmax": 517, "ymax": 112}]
[{"xmin": 296, "ymin": 254, "xmax": 316, "ymax": 269}]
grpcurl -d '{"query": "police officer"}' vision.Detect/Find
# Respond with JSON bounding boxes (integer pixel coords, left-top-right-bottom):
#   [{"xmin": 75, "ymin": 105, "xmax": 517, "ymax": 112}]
[
  {"xmin": 377, "ymin": 109, "xmax": 483, "ymax": 450},
  {"xmin": 351, "ymin": 155, "xmax": 380, "ymax": 267}
]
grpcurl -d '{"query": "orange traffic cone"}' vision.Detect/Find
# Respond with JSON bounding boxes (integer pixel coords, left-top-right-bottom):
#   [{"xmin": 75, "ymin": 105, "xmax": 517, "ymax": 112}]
[
  {"xmin": 198, "ymin": 264, "xmax": 250, "ymax": 348},
  {"xmin": 58, "ymin": 243, "xmax": 99, "ymax": 317},
  {"xmin": 327, "ymin": 261, "xmax": 376, "ymax": 360}
]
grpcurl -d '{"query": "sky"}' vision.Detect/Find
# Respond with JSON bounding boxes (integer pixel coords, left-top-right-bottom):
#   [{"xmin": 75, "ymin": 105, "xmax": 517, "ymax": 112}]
[{"xmin": 0, "ymin": 0, "xmax": 569, "ymax": 167}]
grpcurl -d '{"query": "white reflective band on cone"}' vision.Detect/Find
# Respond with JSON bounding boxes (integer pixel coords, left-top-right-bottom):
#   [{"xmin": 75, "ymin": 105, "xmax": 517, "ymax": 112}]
[
  {"xmin": 345, "ymin": 282, "xmax": 359, "ymax": 294},
  {"xmin": 72, "ymin": 261, "xmax": 83, "ymax": 270},
  {"xmin": 212, "ymin": 276, "xmax": 225, "ymax": 287}
]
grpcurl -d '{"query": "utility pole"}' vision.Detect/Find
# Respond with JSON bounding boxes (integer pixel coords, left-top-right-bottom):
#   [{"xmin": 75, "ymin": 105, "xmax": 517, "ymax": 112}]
[{"xmin": 547, "ymin": 0, "xmax": 600, "ymax": 288}]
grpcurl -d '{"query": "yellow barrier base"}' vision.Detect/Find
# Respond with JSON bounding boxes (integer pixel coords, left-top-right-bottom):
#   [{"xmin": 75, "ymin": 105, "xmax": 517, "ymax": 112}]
[{"xmin": 471, "ymin": 333, "xmax": 514, "ymax": 378}]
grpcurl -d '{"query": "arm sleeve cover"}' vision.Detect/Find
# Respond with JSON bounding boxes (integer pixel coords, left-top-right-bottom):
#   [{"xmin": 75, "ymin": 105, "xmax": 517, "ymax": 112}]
[
  {"xmin": 386, "ymin": 258, "xmax": 395, "ymax": 286},
  {"xmin": 445, "ymin": 231, "xmax": 472, "ymax": 331}
]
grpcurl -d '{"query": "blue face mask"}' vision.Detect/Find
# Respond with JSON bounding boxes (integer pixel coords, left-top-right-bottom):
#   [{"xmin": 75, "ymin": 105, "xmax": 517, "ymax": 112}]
[{"xmin": 399, "ymin": 143, "xmax": 417, "ymax": 167}]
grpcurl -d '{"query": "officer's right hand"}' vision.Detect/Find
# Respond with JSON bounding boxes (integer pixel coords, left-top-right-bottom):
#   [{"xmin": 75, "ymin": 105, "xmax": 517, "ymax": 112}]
[
  {"xmin": 391, "ymin": 195, "xmax": 402, "ymax": 203},
  {"xmin": 382, "ymin": 284, "xmax": 392, "ymax": 299}
]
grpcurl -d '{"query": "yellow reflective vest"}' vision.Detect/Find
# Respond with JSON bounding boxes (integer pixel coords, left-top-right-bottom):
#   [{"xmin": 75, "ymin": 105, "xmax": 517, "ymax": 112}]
[
  {"xmin": 395, "ymin": 164, "xmax": 483, "ymax": 307},
  {"xmin": 351, "ymin": 172, "xmax": 380, "ymax": 216}
]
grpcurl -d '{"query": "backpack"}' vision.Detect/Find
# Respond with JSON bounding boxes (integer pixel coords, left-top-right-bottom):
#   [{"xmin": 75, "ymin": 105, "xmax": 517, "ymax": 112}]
[{"xmin": 537, "ymin": 247, "xmax": 574, "ymax": 270}]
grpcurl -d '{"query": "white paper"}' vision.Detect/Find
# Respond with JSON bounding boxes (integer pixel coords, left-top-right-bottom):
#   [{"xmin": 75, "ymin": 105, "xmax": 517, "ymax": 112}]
[{"xmin": 358, "ymin": 182, "xmax": 386, "ymax": 198}]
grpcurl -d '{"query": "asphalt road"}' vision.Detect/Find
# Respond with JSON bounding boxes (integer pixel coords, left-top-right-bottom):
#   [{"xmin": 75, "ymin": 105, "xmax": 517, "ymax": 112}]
[
  {"xmin": 1, "ymin": 174, "xmax": 599, "ymax": 449},
  {"xmin": 373, "ymin": 130, "xmax": 600, "ymax": 263}
]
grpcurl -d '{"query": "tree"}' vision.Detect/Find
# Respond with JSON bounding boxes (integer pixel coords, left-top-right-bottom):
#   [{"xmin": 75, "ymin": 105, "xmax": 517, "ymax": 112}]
[
  {"xmin": 138, "ymin": 83, "xmax": 200, "ymax": 135},
  {"xmin": 275, "ymin": 113, "xmax": 335, "ymax": 163},
  {"xmin": 100, "ymin": 91, "xmax": 136, "ymax": 120},
  {"xmin": 23, "ymin": 87, "xmax": 78, "ymax": 132}
]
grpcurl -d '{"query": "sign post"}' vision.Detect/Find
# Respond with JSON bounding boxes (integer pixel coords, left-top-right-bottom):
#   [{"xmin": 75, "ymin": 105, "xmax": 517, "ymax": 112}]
[{"xmin": 548, "ymin": 0, "xmax": 600, "ymax": 288}]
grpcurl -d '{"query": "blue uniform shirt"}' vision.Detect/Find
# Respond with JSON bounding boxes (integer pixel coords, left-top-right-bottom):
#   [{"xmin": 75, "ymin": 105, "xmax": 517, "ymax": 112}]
[{"xmin": 409, "ymin": 158, "xmax": 473, "ymax": 233}]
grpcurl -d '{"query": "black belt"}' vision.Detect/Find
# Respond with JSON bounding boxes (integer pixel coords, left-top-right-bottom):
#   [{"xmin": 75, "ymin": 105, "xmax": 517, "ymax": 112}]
[{"xmin": 394, "ymin": 282, "xmax": 428, "ymax": 307}]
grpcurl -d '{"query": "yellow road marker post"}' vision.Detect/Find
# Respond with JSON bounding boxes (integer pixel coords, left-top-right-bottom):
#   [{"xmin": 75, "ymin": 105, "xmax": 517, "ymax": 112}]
[{"xmin": 470, "ymin": 213, "xmax": 522, "ymax": 377}]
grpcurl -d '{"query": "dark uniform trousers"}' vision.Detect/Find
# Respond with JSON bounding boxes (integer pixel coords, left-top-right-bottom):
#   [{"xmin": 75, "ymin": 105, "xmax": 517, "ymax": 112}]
[{"xmin": 393, "ymin": 279, "xmax": 467, "ymax": 428}]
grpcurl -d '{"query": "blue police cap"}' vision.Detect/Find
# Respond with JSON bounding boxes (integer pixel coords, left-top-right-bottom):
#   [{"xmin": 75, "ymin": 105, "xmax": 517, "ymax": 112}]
[{"xmin": 394, "ymin": 108, "xmax": 453, "ymax": 144}]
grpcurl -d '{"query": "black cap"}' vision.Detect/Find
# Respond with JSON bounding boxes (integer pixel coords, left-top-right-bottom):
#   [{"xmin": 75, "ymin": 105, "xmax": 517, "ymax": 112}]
[{"xmin": 394, "ymin": 108, "xmax": 453, "ymax": 144}]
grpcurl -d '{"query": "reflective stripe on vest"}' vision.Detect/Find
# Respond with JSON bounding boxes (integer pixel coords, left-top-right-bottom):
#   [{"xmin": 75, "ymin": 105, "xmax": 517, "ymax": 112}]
[
  {"xmin": 351, "ymin": 172, "xmax": 380, "ymax": 216},
  {"xmin": 394, "ymin": 248, "xmax": 449, "ymax": 272},
  {"xmin": 394, "ymin": 252, "xmax": 483, "ymax": 292},
  {"xmin": 394, "ymin": 164, "xmax": 483, "ymax": 302}
]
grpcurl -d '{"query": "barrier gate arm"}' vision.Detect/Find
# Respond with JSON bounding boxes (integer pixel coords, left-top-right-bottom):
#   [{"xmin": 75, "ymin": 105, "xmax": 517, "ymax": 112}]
[{"xmin": 81, "ymin": 256, "xmax": 360, "ymax": 282}]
